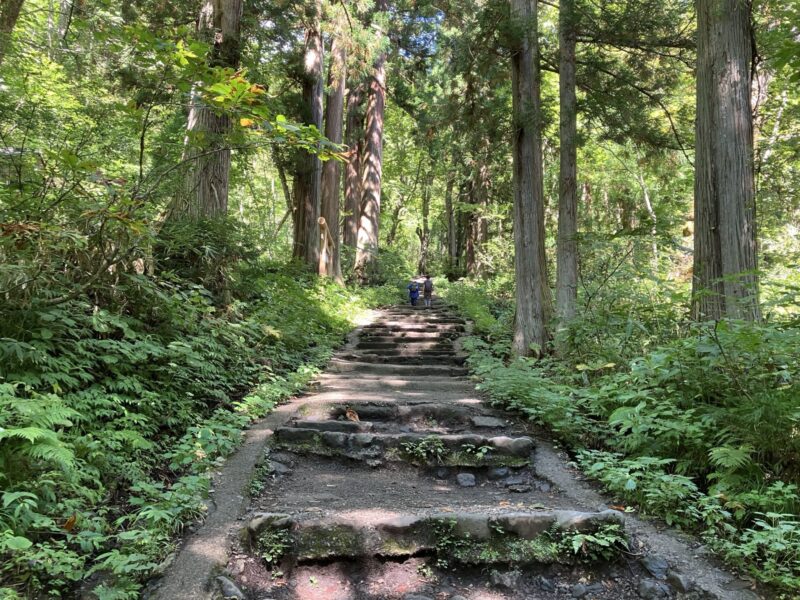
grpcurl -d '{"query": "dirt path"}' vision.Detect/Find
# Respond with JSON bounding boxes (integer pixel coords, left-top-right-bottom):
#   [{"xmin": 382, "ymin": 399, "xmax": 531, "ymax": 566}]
[{"xmin": 150, "ymin": 303, "xmax": 765, "ymax": 600}]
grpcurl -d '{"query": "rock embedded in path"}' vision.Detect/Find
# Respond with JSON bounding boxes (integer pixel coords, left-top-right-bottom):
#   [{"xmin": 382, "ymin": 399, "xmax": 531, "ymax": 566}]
[
  {"xmin": 456, "ymin": 473, "xmax": 476, "ymax": 487},
  {"xmin": 268, "ymin": 452, "xmax": 296, "ymax": 466},
  {"xmin": 216, "ymin": 575, "xmax": 246, "ymax": 600},
  {"xmin": 493, "ymin": 513, "xmax": 555, "ymax": 538},
  {"xmin": 487, "ymin": 466, "xmax": 510, "ymax": 480},
  {"xmin": 268, "ymin": 460, "xmax": 292, "ymax": 475},
  {"xmin": 451, "ymin": 513, "xmax": 491, "ymax": 540},
  {"xmin": 490, "ymin": 569, "xmax": 522, "ymax": 590},
  {"xmin": 508, "ymin": 483, "xmax": 532, "ymax": 493},
  {"xmin": 637, "ymin": 579, "xmax": 671, "ymax": 599},
  {"xmin": 641, "ymin": 555, "xmax": 670, "ymax": 580},
  {"xmin": 535, "ymin": 575, "xmax": 556, "ymax": 592},
  {"xmin": 666, "ymin": 570, "xmax": 693, "ymax": 593},
  {"xmin": 571, "ymin": 582, "xmax": 604, "ymax": 598},
  {"xmin": 470, "ymin": 416, "xmax": 507, "ymax": 428},
  {"xmin": 246, "ymin": 512, "xmax": 292, "ymax": 540},
  {"xmin": 491, "ymin": 435, "xmax": 535, "ymax": 457}
]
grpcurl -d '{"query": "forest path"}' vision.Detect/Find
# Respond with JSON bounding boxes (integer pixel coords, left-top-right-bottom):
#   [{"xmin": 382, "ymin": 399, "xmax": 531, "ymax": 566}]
[{"xmin": 151, "ymin": 302, "xmax": 761, "ymax": 600}]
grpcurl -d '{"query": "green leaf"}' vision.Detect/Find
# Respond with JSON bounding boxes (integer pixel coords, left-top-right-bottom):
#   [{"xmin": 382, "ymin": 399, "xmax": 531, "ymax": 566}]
[{"xmin": 5, "ymin": 535, "xmax": 33, "ymax": 550}]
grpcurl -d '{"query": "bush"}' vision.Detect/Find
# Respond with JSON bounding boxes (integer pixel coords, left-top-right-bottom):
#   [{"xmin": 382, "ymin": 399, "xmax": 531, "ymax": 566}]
[
  {"xmin": 0, "ymin": 246, "xmax": 389, "ymax": 597},
  {"xmin": 444, "ymin": 279, "xmax": 800, "ymax": 593}
]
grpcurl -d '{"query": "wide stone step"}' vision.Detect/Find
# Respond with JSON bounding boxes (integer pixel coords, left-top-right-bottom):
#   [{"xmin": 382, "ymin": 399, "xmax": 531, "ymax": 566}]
[
  {"xmin": 355, "ymin": 347, "xmax": 457, "ymax": 356},
  {"xmin": 384, "ymin": 309, "xmax": 451, "ymax": 316},
  {"xmin": 355, "ymin": 340, "xmax": 454, "ymax": 350},
  {"xmin": 243, "ymin": 509, "xmax": 624, "ymax": 563},
  {"xmin": 314, "ymin": 373, "xmax": 474, "ymax": 388},
  {"xmin": 361, "ymin": 321, "xmax": 464, "ymax": 333},
  {"xmin": 372, "ymin": 318, "xmax": 466, "ymax": 326},
  {"xmin": 359, "ymin": 331, "xmax": 461, "ymax": 340},
  {"xmin": 328, "ymin": 359, "xmax": 469, "ymax": 377},
  {"xmin": 272, "ymin": 428, "xmax": 534, "ymax": 467},
  {"xmin": 326, "ymin": 402, "xmax": 474, "ymax": 422},
  {"xmin": 337, "ymin": 353, "xmax": 466, "ymax": 366}
]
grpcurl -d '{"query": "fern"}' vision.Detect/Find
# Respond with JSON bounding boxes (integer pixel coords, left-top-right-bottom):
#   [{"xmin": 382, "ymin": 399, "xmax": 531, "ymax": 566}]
[{"xmin": 709, "ymin": 445, "xmax": 754, "ymax": 472}]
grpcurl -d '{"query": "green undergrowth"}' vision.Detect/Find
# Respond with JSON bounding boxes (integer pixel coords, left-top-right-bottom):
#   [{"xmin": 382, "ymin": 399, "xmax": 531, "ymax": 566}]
[
  {"xmin": 444, "ymin": 279, "xmax": 800, "ymax": 594},
  {"xmin": 433, "ymin": 519, "xmax": 628, "ymax": 567},
  {"xmin": 0, "ymin": 258, "xmax": 401, "ymax": 598}
]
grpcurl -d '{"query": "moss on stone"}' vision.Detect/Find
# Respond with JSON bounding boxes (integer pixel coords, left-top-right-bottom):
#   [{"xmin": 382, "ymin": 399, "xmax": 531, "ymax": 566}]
[
  {"xmin": 446, "ymin": 450, "xmax": 529, "ymax": 468},
  {"xmin": 295, "ymin": 524, "xmax": 364, "ymax": 560}
]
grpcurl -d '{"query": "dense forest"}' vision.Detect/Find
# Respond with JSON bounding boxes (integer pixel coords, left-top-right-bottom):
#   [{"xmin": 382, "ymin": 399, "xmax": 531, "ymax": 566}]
[{"xmin": 0, "ymin": 0, "xmax": 798, "ymax": 597}]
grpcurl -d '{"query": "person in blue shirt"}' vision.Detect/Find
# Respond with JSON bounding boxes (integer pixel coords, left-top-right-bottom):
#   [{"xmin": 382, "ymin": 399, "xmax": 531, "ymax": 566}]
[{"xmin": 407, "ymin": 279, "xmax": 420, "ymax": 306}]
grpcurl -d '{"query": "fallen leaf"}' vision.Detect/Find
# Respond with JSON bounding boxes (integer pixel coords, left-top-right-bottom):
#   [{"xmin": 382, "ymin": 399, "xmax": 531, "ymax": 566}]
[{"xmin": 62, "ymin": 515, "xmax": 77, "ymax": 532}]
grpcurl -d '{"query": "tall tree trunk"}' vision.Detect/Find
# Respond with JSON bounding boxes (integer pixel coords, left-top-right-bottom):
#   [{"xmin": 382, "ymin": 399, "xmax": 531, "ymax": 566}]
[
  {"xmin": 292, "ymin": 0, "xmax": 324, "ymax": 269},
  {"xmin": 343, "ymin": 83, "xmax": 365, "ymax": 248},
  {"xmin": 386, "ymin": 196, "xmax": 402, "ymax": 246},
  {"xmin": 692, "ymin": 0, "xmax": 759, "ymax": 320},
  {"xmin": 417, "ymin": 175, "xmax": 431, "ymax": 274},
  {"xmin": 465, "ymin": 161, "xmax": 489, "ymax": 277},
  {"xmin": 171, "ymin": 0, "xmax": 242, "ymax": 221},
  {"xmin": 0, "ymin": 0, "xmax": 24, "ymax": 65},
  {"xmin": 511, "ymin": 0, "xmax": 551, "ymax": 356},
  {"xmin": 354, "ymin": 0, "xmax": 388, "ymax": 281},
  {"xmin": 320, "ymin": 36, "xmax": 346, "ymax": 283},
  {"xmin": 444, "ymin": 173, "xmax": 457, "ymax": 273},
  {"xmin": 556, "ymin": 0, "xmax": 578, "ymax": 325}
]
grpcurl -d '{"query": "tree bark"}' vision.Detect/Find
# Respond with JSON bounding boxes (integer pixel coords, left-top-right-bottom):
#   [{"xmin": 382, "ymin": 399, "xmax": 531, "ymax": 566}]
[
  {"xmin": 556, "ymin": 0, "xmax": 578, "ymax": 325},
  {"xmin": 417, "ymin": 174, "xmax": 431, "ymax": 274},
  {"xmin": 511, "ymin": 0, "xmax": 551, "ymax": 356},
  {"xmin": 171, "ymin": 0, "xmax": 243, "ymax": 221},
  {"xmin": 321, "ymin": 35, "xmax": 345, "ymax": 283},
  {"xmin": 692, "ymin": 0, "xmax": 759, "ymax": 321},
  {"xmin": 0, "ymin": 0, "xmax": 24, "ymax": 65},
  {"xmin": 444, "ymin": 173, "xmax": 457, "ymax": 273},
  {"xmin": 354, "ymin": 0, "xmax": 388, "ymax": 281},
  {"xmin": 292, "ymin": 0, "xmax": 324, "ymax": 269},
  {"xmin": 343, "ymin": 83, "xmax": 365, "ymax": 248}
]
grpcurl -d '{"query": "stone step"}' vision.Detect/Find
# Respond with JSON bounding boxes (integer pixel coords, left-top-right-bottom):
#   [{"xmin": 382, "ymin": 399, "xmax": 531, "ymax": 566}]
[
  {"xmin": 381, "ymin": 306, "xmax": 458, "ymax": 318},
  {"xmin": 384, "ymin": 305, "xmax": 451, "ymax": 312},
  {"xmin": 364, "ymin": 321, "xmax": 465, "ymax": 329},
  {"xmin": 243, "ymin": 509, "xmax": 624, "ymax": 564},
  {"xmin": 313, "ymin": 373, "xmax": 474, "ymax": 388},
  {"xmin": 371, "ymin": 318, "xmax": 466, "ymax": 326},
  {"xmin": 354, "ymin": 347, "xmax": 457, "ymax": 356},
  {"xmin": 272, "ymin": 428, "xmax": 534, "ymax": 467},
  {"xmin": 328, "ymin": 359, "xmax": 469, "ymax": 377},
  {"xmin": 359, "ymin": 331, "xmax": 461, "ymax": 340},
  {"xmin": 326, "ymin": 402, "xmax": 474, "ymax": 422},
  {"xmin": 337, "ymin": 353, "xmax": 466, "ymax": 366},
  {"xmin": 355, "ymin": 340, "xmax": 454, "ymax": 350}
]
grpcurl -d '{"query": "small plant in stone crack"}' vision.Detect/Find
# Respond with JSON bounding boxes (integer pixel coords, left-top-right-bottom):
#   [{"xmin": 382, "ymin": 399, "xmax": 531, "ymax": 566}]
[
  {"xmin": 248, "ymin": 450, "xmax": 272, "ymax": 496},
  {"xmin": 258, "ymin": 528, "xmax": 291, "ymax": 565},
  {"xmin": 558, "ymin": 524, "xmax": 628, "ymax": 563},
  {"xmin": 462, "ymin": 444, "xmax": 493, "ymax": 460},
  {"xmin": 416, "ymin": 562, "xmax": 434, "ymax": 578},
  {"xmin": 401, "ymin": 436, "xmax": 448, "ymax": 464},
  {"xmin": 431, "ymin": 519, "xmax": 467, "ymax": 568}
]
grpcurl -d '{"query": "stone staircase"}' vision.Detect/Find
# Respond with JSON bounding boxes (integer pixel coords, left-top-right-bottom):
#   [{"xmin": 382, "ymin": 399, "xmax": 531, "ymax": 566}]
[{"xmin": 217, "ymin": 302, "xmax": 759, "ymax": 600}]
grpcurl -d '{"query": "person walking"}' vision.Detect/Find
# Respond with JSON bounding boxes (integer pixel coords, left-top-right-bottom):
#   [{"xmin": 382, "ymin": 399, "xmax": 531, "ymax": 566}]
[
  {"xmin": 423, "ymin": 274, "xmax": 434, "ymax": 307},
  {"xmin": 407, "ymin": 279, "xmax": 420, "ymax": 307}
]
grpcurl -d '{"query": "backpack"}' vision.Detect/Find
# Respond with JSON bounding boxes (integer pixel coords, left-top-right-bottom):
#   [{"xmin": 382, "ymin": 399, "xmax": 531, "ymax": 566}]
[
  {"xmin": 409, "ymin": 282, "xmax": 419, "ymax": 294},
  {"xmin": 423, "ymin": 279, "xmax": 433, "ymax": 293}
]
